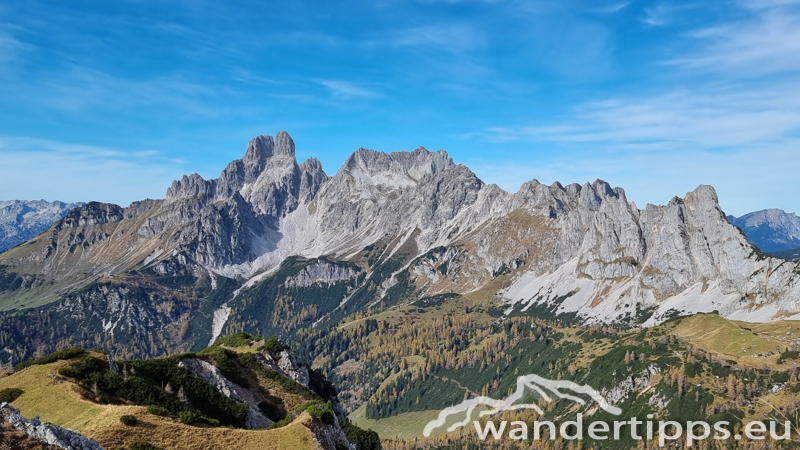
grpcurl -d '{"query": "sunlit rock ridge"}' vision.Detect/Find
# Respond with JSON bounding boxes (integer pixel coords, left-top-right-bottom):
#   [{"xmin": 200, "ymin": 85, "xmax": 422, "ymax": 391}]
[{"xmin": 1, "ymin": 131, "xmax": 799, "ymax": 334}]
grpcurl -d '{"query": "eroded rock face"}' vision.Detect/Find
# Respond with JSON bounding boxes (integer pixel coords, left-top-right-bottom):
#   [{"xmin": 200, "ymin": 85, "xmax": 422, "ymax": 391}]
[
  {"xmin": 105, "ymin": 355, "xmax": 119, "ymax": 373},
  {"xmin": 304, "ymin": 412, "xmax": 355, "ymax": 450},
  {"xmin": 601, "ymin": 364, "xmax": 662, "ymax": 405},
  {"xmin": 0, "ymin": 402, "xmax": 104, "ymax": 450},
  {"xmin": 178, "ymin": 358, "xmax": 272, "ymax": 430},
  {"xmin": 284, "ymin": 260, "xmax": 361, "ymax": 288},
  {"xmin": 53, "ymin": 284, "xmax": 191, "ymax": 343},
  {"xmin": 61, "ymin": 202, "xmax": 123, "ymax": 228},
  {"xmin": 500, "ymin": 182, "xmax": 800, "ymax": 324},
  {"xmin": 255, "ymin": 350, "xmax": 310, "ymax": 387},
  {"xmin": 150, "ymin": 136, "xmax": 799, "ymax": 325},
  {"xmin": 252, "ymin": 349, "xmax": 350, "ymax": 419}
]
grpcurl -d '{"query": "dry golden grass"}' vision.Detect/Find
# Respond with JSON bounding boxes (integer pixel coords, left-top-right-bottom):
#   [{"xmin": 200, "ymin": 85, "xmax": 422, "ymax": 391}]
[
  {"xmin": 0, "ymin": 360, "xmax": 110, "ymax": 429},
  {"xmin": 349, "ymin": 402, "xmax": 440, "ymax": 441},
  {"xmin": 86, "ymin": 408, "xmax": 319, "ymax": 450},
  {"xmin": 0, "ymin": 358, "xmax": 321, "ymax": 450},
  {"xmin": 668, "ymin": 314, "xmax": 800, "ymax": 368},
  {"xmin": 741, "ymin": 320, "xmax": 800, "ymax": 340}
]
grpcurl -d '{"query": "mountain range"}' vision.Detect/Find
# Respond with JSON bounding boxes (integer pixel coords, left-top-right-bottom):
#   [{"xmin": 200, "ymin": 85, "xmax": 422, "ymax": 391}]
[
  {"xmin": 0, "ymin": 132, "xmax": 799, "ymax": 359},
  {"xmin": 2, "ymin": 132, "xmax": 800, "ymax": 449}
]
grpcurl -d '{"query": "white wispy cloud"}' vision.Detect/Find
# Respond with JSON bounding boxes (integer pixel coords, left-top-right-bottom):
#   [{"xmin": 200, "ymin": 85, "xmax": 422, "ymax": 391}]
[
  {"xmin": 0, "ymin": 63, "xmax": 222, "ymax": 115},
  {"xmin": 594, "ymin": 2, "xmax": 631, "ymax": 14},
  {"xmin": 641, "ymin": 2, "xmax": 701, "ymax": 26},
  {"xmin": 0, "ymin": 25, "xmax": 34, "ymax": 64},
  {"xmin": 468, "ymin": 143, "xmax": 800, "ymax": 216},
  {"xmin": 466, "ymin": 0, "xmax": 800, "ymax": 215},
  {"xmin": 411, "ymin": 0, "xmax": 506, "ymax": 4},
  {"xmin": 739, "ymin": 0, "xmax": 800, "ymax": 8},
  {"xmin": 0, "ymin": 137, "xmax": 189, "ymax": 205},
  {"xmin": 476, "ymin": 83, "xmax": 800, "ymax": 148},
  {"xmin": 390, "ymin": 24, "xmax": 487, "ymax": 53},
  {"xmin": 642, "ymin": 3, "xmax": 668, "ymax": 26},
  {"xmin": 318, "ymin": 80, "xmax": 377, "ymax": 98},
  {"xmin": 670, "ymin": 2, "xmax": 800, "ymax": 76}
]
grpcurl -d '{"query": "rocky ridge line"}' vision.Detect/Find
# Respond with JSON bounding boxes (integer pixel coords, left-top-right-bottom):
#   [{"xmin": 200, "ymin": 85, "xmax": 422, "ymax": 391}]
[{"xmin": 0, "ymin": 402, "xmax": 104, "ymax": 450}]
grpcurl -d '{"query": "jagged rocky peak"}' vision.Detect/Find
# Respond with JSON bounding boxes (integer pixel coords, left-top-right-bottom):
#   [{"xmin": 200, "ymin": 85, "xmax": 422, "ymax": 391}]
[
  {"xmin": 241, "ymin": 132, "xmax": 296, "ymax": 178},
  {"xmin": 0, "ymin": 199, "xmax": 82, "ymax": 218},
  {"xmin": 238, "ymin": 132, "xmax": 308, "ymax": 216},
  {"xmin": 652, "ymin": 185, "xmax": 724, "ymax": 224},
  {"xmin": 510, "ymin": 179, "xmax": 555, "ymax": 211},
  {"xmin": 298, "ymin": 157, "xmax": 329, "ymax": 202},
  {"xmin": 224, "ymin": 135, "xmax": 277, "ymax": 191},
  {"xmin": 274, "ymin": 130, "xmax": 296, "ymax": 156},
  {"xmin": 565, "ymin": 182, "xmax": 581, "ymax": 197},
  {"xmin": 299, "ymin": 156, "xmax": 323, "ymax": 172},
  {"xmin": 243, "ymin": 134, "xmax": 274, "ymax": 166},
  {"xmin": 125, "ymin": 198, "xmax": 162, "ymax": 217},
  {"xmin": 341, "ymin": 146, "xmax": 456, "ymax": 186},
  {"xmin": 683, "ymin": 184, "xmax": 723, "ymax": 214},
  {"xmin": 165, "ymin": 131, "xmax": 313, "ymax": 207},
  {"xmin": 511, "ymin": 178, "xmax": 627, "ymax": 215},
  {"xmin": 731, "ymin": 208, "xmax": 799, "ymax": 225},
  {"xmin": 166, "ymin": 173, "xmax": 214, "ymax": 200},
  {"xmin": 685, "ymin": 183, "xmax": 717, "ymax": 201},
  {"xmin": 61, "ymin": 201, "xmax": 124, "ymax": 227},
  {"xmin": 592, "ymin": 179, "xmax": 621, "ymax": 198}
]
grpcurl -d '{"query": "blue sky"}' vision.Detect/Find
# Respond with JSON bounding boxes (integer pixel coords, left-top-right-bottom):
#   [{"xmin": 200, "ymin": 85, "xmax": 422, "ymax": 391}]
[{"xmin": 1, "ymin": 0, "xmax": 799, "ymax": 216}]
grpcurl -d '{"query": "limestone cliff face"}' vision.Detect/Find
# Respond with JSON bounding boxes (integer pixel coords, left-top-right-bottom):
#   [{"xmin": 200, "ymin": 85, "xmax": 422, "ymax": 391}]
[
  {"xmin": 499, "ymin": 183, "xmax": 800, "ymax": 323},
  {"xmin": 2, "ymin": 131, "xmax": 799, "ymax": 326},
  {"xmin": 284, "ymin": 260, "xmax": 361, "ymax": 288}
]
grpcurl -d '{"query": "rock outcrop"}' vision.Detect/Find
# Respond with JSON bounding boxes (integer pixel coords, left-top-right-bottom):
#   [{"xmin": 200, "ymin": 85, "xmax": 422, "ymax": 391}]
[
  {"xmin": 284, "ymin": 260, "xmax": 361, "ymax": 288},
  {"xmin": 601, "ymin": 364, "xmax": 662, "ymax": 405},
  {"xmin": 0, "ymin": 402, "xmax": 104, "ymax": 450},
  {"xmin": 255, "ymin": 350, "xmax": 310, "ymax": 387},
  {"xmin": 178, "ymin": 358, "xmax": 272, "ymax": 430},
  {"xmin": 303, "ymin": 412, "xmax": 355, "ymax": 450}
]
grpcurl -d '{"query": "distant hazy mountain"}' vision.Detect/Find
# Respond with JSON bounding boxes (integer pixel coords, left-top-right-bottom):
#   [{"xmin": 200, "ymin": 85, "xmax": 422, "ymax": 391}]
[
  {"xmin": 728, "ymin": 208, "xmax": 800, "ymax": 253},
  {"xmin": 0, "ymin": 200, "xmax": 85, "ymax": 253}
]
